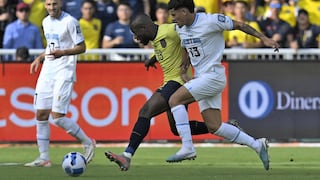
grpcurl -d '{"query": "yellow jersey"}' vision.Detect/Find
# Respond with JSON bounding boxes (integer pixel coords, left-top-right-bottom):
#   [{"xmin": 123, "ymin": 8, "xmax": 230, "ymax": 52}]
[
  {"xmin": 79, "ymin": 18, "xmax": 102, "ymax": 61},
  {"xmin": 226, "ymin": 21, "xmax": 262, "ymax": 44},
  {"xmin": 279, "ymin": 4, "xmax": 296, "ymax": 27},
  {"xmin": 298, "ymin": 0, "xmax": 320, "ymax": 26},
  {"xmin": 194, "ymin": 0, "xmax": 220, "ymax": 14},
  {"xmin": 151, "ymin": 24, "xmax": 192, "ymax": 85},
  {"xmin": 23, "ymin": 0, "xmax": 46, "ymax": 45}
]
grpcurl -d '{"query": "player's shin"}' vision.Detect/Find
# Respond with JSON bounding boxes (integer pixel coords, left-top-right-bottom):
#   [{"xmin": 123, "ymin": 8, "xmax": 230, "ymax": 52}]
[
  {"xmin": 125, "ymin": 117, "xmax": 151, "ymax": 157},
  {"xmin": 53, "ymin": 117, "xmax": 91, "ymax": 146},
  {"xmin": 36, "ymin": 120, "xmax": 50, "ymax": 160},
  {"xmin": 171, "ymin": 105, "xmax": 195, "ymax": 154},
  {"xmin": 214, "ymin": 122, "xmax": 260, "ymax": 151}
]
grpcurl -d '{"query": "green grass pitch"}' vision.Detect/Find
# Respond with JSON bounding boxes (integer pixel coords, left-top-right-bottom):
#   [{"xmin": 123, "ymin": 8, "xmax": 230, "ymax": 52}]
[{"xmin": 1, "ymin": 145, "xmax": 320, "ymax": 180}]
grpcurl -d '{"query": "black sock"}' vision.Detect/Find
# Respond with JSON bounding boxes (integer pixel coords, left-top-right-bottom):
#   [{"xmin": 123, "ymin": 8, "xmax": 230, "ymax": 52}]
[
  {"xmin": 125, "ymin": 117, "xmax": 150, "ymax": 156},
  {"xmin": 189, "ymin": 120, "xmax": 209, "ymax": 135}
]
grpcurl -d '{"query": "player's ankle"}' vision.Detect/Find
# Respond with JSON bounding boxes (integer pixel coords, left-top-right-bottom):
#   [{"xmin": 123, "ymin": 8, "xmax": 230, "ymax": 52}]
[{"xmin": 123, "ymin": 152, "xmax": 132, "ymax": 159}]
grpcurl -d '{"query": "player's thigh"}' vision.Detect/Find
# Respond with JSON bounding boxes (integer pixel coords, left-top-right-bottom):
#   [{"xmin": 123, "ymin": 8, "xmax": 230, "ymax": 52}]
[
  {"xmin": 168, "ymin": 72, "xmax": 225, "ymax": 107},
  {"xmin": 169, "ymin": 85, "xmax": 195, "ymax": 107},
  {"xmin": 34, "ymin": 78, "xmax": 54, "ymax": 110},
  {"xmin": 52, "ymin": 80, "xmax": 74, "ymax": 114},
  {"xmin": 139, "ymin": 92, "xmax": 168, "ymax": 118},
  {"xmin": 159, "ymin": 80, "xmax": 183, "ymax": 101},
  {"xmin": 198, "ymin": 92, "xmax": 222, "ymax": 112},
  {"xmin": 198, "ymin": 92, "xmax": 223, "ymax": 132},
  {"xmin": 186, "ymin": 72, "xmax": 226, "ymax": 102},
  {"xmin": 140, "ymin": 80, "xmax": 182, "ymax": 118}
]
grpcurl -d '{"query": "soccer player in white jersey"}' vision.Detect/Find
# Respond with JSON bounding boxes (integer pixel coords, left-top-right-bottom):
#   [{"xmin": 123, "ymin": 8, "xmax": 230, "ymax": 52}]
[
  {"xmin": 24, "ymin": 0, "xmax": 95, "ymax": 167},
  {"xmin": 166, "ymin": 0, "xmax": 280, "ymax": 170}
]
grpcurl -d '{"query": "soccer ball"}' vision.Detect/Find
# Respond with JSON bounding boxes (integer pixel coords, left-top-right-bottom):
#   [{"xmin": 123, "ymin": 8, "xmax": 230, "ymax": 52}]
[{"xmin": 62, "ymin": 152, "xmax": 87, "ymax": 177}]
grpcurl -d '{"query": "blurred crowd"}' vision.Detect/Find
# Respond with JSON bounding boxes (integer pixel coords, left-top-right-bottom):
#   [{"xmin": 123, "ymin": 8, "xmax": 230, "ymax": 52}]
[{"xmin": 0, "ymin": 0, "xmax": 319, "ymax": 61}]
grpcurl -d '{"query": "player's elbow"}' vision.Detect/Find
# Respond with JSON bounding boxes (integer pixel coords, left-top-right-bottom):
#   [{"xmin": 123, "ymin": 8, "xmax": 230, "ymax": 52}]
[{"xmin": 232, "ymin": 20, "xmax": 245, "ymax": 30}]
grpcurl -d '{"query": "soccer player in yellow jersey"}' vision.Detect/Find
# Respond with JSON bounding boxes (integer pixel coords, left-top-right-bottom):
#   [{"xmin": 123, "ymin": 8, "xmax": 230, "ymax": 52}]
[
  {"xmin": 79, "ymin": 0, "xmax": 101, "ymax": 60},
  {"xmin": 104, "ymin": 13, "xmax": 209, "ymax": 171}
]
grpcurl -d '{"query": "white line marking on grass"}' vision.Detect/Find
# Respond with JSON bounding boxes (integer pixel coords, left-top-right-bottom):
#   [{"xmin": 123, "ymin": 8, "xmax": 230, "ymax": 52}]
[{"xmin": 0, "ymin": 162, "xmax": 23, "ymax": 166}]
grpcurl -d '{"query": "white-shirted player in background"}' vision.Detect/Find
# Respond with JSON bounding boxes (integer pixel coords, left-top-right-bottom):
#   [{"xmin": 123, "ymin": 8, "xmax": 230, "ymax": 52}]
[
  {"xmin": 166, "ymin": 0, "xmax": 279, "ymax": 170},
  {"xmin": 25, "ymin": 0, "xmax": 95, "ymax": 167}
]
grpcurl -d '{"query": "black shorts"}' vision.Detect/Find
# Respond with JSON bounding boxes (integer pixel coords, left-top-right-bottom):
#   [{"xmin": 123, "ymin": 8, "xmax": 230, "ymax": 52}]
[{"xmin": 156, "ymin": 80, "xmax": 182, "ymax": 102}]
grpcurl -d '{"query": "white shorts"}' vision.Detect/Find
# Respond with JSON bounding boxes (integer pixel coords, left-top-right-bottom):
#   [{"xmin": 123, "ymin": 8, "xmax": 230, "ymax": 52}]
[
  {"xmin": 34, "ymin": 78, "xmax": 74, "ymax": 114},
  {"xmin": 184, "ymin": 66, "xmax": 226, "ymax": 112}
]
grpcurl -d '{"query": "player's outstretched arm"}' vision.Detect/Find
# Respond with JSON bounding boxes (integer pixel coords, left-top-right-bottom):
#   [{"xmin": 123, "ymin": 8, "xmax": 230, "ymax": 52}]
[{"xmin": 232, "ymin": 20, "xmax": 280, "ymax": 52}]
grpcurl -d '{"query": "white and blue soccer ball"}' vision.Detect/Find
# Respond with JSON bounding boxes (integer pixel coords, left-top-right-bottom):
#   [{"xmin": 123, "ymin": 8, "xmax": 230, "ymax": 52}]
[{"xmin": 62, "ymin": 152, "xmax": 87, "ymax": 177}]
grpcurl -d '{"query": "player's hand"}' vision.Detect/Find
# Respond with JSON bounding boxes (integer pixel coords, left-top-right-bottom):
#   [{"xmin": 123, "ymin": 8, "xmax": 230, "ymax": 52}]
[
  {"xmin": 144, "ymin": 58, "xmax": 157, "ymax": 71},
  {"xmin": 49, "ymin": 49, "xmax": 65, "ymax": 59},
  {"xmin": 30, "ymin": 58, "xmax": 41, "ymax": 75},
  {"xmin": 262, "ymin": 37, "xmax": 280, "ymax": 53}
]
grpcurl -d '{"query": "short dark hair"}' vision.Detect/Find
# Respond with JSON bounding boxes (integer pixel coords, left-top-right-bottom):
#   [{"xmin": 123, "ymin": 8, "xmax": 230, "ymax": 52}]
[
  {"xmin": 130, "ymin": 13, "xmax": 153, "ymax": 30},
  {"xmin": 168, "ymin": 0, "xmax": 195, "ymax": 13},
  {"xmin": 235, "ymin": 0, "xmax": 248, "ymax": 8},
  {"xmin": 298, "ymin": 9, "xmax": 308, "ymax": 16},
  {"xmin": 81, "ymin": 0, "xmax": 97, "ymax": 10},
  {"xmin": 117, "ymin": 1, "xmax": 132, "ymax": 9},
  {"xmin": 194, "ymin": 6, "xmax": 206, "ymax": 13},
  {"xmin": 16, "ymin": 46, "xmax": 30, "ymax": 61},
  {"xmin": 156, "ymin": 3, "xmax": 168, "ymax": 11}
]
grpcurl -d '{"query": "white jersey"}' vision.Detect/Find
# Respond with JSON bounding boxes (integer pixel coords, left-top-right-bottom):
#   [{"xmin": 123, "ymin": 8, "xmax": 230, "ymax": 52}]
[
  {"xmin": 176, "ymin": 13, "xmax": 233, "ymax": 76},
  {"xmin": 39, "ymin": 12, "xmax": 84, "ymax": 82}
]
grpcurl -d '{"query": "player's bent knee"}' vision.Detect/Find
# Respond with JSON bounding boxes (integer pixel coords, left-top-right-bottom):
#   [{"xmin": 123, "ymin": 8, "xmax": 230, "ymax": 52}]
[
  {"xmin": 36, "ymin": 110, "xmax": 50, "ymax": 120},
  {"xmin": 138, "ymin": 106, "xmax": 152, "ymax": 119},
  {"xmin": 168, "ymin": 98, "xmax": 179, "ymax": 108}
]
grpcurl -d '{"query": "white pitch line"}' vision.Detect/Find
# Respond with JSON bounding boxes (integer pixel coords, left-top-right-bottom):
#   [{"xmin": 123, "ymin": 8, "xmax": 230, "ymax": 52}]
[{"xmin": 0, "ymin": 162, "xmax": 23, "ymax": 166}]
